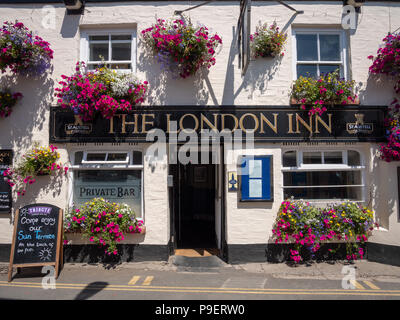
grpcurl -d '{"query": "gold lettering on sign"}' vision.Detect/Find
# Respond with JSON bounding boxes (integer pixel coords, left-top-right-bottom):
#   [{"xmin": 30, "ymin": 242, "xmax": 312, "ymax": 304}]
[
  {"xmin": 200, "ymin": 113, "xmax": 219, "ymax": 131},
  {"xmin": 315, "ymin": 114, "xmax": 332, "ymax": 134},
  {"xmin": 239, "ymin": 113, "xmax": 259, "ymax": 133},
  {"xmin": 121, "ymin": 114, "xmax": 139, "ymax": 134},
  {"xmin": 287, "ymin": 114, "xmax": 294, "ymax": 134},
  {"xmin": 259, "ymin": 113, "xmax": 278, "ymax": 134},
  {"xmin": 142, "ymin": 114, "xmax": 155, "ymax": 133},
  {"xmin": 295, "ymin": 113, "xmax": 313, "ymax": 134},
  {"xmin": 166, "ymin": 114, "xmax": 180, "ymax": 133},
  {"xmin": 179, "ymin": 113, "xmax": 199, "ymax": 132}
]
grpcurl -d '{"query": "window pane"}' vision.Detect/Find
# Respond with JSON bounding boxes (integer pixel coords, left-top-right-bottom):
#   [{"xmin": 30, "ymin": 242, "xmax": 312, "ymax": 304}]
[
  {"xmin": 89, "ymin": 43, "xmax": 109, "ymax": 61},
  {"xmin": 89, "ymin": 35, "xmax": 109, "ymax": 41},
  {"xmin": 303, "ymin": 152, "xmax": 322, "ymax": 164},
  {"xmin": 283, "ymin": 151, "xmax": 297, "ymax": 167},
  {"xmin": 320, "ymin": 34, "xmax": 341, "ymax": 61},
  {"xmin": 296, "ymin": 34, "xmax": 318, "ymax": 61},
  {"xmin": 86, "ymin": 153, "xmax": 106, "ymax": 161},
  {"xmin": 73, "ymin": 170, "xmax": 142, "ymax": 217},
  {"xmin": 112, "ymin": 42, "xmax": 131, "ymax": 61},
  {"xmin": 107, "ymin": 153, "xmax": 128, "ymax": 162},
  {"xmin": 324, "ymin": 151, "xmax": 342, "ymax": 164},
  {"xmin": 132, "ymin": 151, "xmax": 143, "ymax": 165},
  {"xmin": 110, "ymin": 63, "xmax": 132, "ymax": 70},
  {"xmin": 284, "ymin": 186, "xmax": 362, "ymax": 201},
  {"xmin": 348, "ymin": 151, "xmax": 361, "ymax": 166},
  {"xmin": 111, "ymin": 35, "xmax": 131, "ymax": 41},
  {"xmin": 283, "ymin": 171, "xmax": 362, "ymax": 187},
  {"xmin": 74, "ymin": 151, "xmax": 83, "ymax": 165},
  {"xmin": 297, "ymin": 64, "xmax": 318, "ymax": 78},
  {"xmin": 319, "ymin": 64, "xmax": 340, "ymax": 76}
]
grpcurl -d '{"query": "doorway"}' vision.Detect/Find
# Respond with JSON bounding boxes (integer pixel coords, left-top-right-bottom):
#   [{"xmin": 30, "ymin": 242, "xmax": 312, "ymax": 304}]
[{"xmin": 176, "ymin": 161, "xmax": 216, "ymax": 248}]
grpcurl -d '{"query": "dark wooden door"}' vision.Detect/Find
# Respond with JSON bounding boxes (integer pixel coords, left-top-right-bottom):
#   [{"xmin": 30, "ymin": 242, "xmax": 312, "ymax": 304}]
[{"xmin": 177, "ymin": 162, "xmax": 216, "ymax": 248}]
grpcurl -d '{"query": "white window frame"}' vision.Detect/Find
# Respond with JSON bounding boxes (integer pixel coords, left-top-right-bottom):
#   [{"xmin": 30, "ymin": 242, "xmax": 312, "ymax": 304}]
[
  {"xmin": 68, "ymin": 149, "xmax": 144, "ymax": 219},
  {"xmin": 80, "ymin": 28, "xmax": 137, "ymax": 73},
  {"xmin": 292, "ymin": 29, "xmax": 348, "ymax": 80},
  {"xmin": 282, "ymin": 149, "xmax": 365, "ymax": 203}
]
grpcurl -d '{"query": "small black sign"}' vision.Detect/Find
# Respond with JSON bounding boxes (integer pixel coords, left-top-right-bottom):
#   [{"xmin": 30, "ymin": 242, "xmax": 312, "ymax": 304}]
[{"xmin": 0, "ymin": 150, "xmax": 12, "ymax": 213}]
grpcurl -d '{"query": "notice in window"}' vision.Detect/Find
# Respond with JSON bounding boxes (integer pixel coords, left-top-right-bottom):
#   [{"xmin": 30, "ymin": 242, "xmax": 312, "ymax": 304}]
[
  {"xmin": 249, "ymin": 179, "xmax": 262, "ymax": 198},
  {"xmin": 249, "ymin": 159, "xmax": 262, "ymax": 178}
]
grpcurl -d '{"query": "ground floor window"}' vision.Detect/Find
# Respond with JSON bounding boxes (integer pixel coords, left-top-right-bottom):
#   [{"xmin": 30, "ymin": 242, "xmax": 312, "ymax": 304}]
[
  {"xmin": 282, "ymin": 149, "xmax": 364, "ymax": 202},
  {"xmin": 70, "ymin": 150, "xmax": 143, "ymax": 217}
]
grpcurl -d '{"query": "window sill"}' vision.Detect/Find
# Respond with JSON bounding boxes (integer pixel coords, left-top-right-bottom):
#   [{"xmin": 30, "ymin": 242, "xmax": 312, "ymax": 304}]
[{"xmin": 290, "ymin": 97, "xmax": 360, "ymax": 106}]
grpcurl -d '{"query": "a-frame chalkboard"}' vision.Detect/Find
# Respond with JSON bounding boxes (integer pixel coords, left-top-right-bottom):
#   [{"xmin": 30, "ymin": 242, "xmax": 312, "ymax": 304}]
[{"xmin": 8, "ymin": 204, "xmax": 63, "ymax": 282}]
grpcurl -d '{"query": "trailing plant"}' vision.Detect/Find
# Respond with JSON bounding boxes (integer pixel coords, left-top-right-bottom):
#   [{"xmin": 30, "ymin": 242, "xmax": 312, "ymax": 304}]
[
  {"xmin": 250, "ymin": 21, "xmax": 287, "ymax": 58},
  {"xmin": 0, "ymin": 88, "xmax": 22, "ymax": 118},
  {"xmin": 271, "ymin": 200, "xmax": 378, "ymax": 264},
  {"xmin": 0, "ymin": 20, "xmax": 53, "ymax": 77},
  {"xmin": 368, "ymin": 32, "xmax": 400, "ymax": 94},
  {"xmin": 290, "ymin": 70, "xmax": 358, "ymax": 116},
  {"xmin": 55, "ymin": 61, "xmax": 148, "ymax": 121},
  {"xmin": 141, "ymin": 16, "xmax": 222, "ymax": 78},
  {"xmin": 2, "ymin": 144, "xmax": 67, "ymax": 196},
  {"xmin": 64, "ymin": 198, "xmax": 144, "ymax": 255},
  {"xmin": 368, "ymin": 33, "xmax": 400, "ymax": 161}
]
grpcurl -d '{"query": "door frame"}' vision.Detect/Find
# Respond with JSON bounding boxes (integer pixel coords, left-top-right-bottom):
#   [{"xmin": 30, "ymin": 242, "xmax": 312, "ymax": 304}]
[{"xmin": 168, "ymin": 144, "xmax": 226, "ymax": 258}]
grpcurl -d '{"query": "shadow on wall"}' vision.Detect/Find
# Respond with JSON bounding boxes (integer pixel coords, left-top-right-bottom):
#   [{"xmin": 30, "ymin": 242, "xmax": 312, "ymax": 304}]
[
  {"xmin": 138, "ymin": 38, "xmax": 212, "ymax": 106},
  {"xmin": 240, "ymin": 55, "xmax": 283, "ymax": 101},
  {"xmin": 0, "ymin": 71, "xmax": 55, "ymax": 152},
  {"xmin": 358, "ymin": 73, "xmax": 394, "ymax": 105}
]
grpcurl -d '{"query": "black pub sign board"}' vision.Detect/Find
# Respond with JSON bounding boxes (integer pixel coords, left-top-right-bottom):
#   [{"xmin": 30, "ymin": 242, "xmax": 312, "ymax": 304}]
[
  {"xmin": 50, "ymin": 106, "xmax": 387, "ymax": 143},
  {"xmin": 0, "ymin": 150, "xmax": 12, "ymax": 213},
  {"xmin": 8, "ymin": 204, "xmax": 63, "ymax": 281}
]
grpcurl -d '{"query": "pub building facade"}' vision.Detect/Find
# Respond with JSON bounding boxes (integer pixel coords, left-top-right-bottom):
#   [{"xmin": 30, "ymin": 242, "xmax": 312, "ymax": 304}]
[{"xmin": 0, "ymin": 0, "xmax": 399, "ymax": 264}]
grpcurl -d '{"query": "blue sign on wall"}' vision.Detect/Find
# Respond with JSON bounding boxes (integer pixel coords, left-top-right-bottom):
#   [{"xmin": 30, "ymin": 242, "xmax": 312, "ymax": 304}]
[{"xmin": 239, "ymin": 155, "xmax": 273, "ymax": 201}]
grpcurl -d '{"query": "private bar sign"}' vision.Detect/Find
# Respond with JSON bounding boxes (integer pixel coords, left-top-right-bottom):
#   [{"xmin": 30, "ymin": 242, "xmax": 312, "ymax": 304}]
[{"xmin": 50, "ymin": 106, "xmax": 386, "ymax": 143}]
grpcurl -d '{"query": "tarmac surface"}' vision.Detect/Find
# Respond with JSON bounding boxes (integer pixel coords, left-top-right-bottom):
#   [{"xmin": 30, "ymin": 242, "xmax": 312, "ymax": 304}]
[{"xmin": 1, "ymin": 257, "xmax": 400, "ymax": 302}]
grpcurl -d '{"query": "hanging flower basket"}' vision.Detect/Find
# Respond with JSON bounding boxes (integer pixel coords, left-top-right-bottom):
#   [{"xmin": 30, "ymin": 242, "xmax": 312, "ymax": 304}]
[
  {"xmin": 0, "ymin": 20, "xmax": 53, "ymax": 77},
  {"xmin": 250, "ymin": 22, "xmax": 287, "ymax": 58},
  {"xmin": 0, "ymin": 88, "xmax": 22, "ymax": 118},
  {"xmin": 290, "ymin": 70, "xmax": 358, "ymax": 116},
  {"xmin": 3, "ymin": 144, "xmax": 68, "ymax": 196},
  {"xmin": 55, "ymin": 62, "xmax": 148, "ymax": 121},
  {"xmin": 368, "ymin": 32, "xmax": 400, "ymax": 94},
  {"xmin": 141, "ymin": 16, "xmax": 222, "ymax": 79}
]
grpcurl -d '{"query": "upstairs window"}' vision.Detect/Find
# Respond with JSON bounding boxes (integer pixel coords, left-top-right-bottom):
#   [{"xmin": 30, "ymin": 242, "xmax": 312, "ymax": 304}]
[
  {"xmin": 81, "ymin": 30, "xmax": 136, "ymax": 71},
  {"xmin": 293, "ymin": 30, "xmax": 347, "ymax": 79}
]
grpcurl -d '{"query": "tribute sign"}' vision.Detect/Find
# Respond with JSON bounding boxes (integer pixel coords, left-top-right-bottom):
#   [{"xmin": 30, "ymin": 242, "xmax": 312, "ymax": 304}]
[
  {"xmin": 8, "ymin": 204, "xmax": 63, "ymax": 282},
  {"xmin": 0, "ymin": 150, "xmax": 12, "ymax": 213}
]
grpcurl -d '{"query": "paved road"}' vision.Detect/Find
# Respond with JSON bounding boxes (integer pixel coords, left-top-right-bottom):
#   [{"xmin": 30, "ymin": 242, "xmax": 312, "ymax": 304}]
[{"xmin": 1, "ymin": 261, "xmax": 400, "ymax": 301}]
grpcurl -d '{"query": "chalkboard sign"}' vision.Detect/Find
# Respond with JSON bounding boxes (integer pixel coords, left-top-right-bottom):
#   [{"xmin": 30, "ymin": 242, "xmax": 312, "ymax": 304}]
[
  {"xmin": 0, "ymin": 150, "xmax": 12, "ymax": 213},
  {"xmin": 8, "ymin": 204, "xmax": 63, "ymax": 282}
]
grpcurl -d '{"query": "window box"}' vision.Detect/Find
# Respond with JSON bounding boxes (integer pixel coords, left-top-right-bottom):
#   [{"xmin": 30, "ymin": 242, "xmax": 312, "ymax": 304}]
[
  {"xmin": 290, "ymin": 96, "xmax": 360, "ymax": 106},
  {"xmin": 64, "ymin": 227, "xmax": 146, "ymax": 245}
]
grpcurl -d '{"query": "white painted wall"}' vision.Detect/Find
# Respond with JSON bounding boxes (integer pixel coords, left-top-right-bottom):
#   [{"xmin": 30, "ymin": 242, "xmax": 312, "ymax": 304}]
[{"xmin": 0, "ymin": 1, "xmax": 399, "ymax": 247}]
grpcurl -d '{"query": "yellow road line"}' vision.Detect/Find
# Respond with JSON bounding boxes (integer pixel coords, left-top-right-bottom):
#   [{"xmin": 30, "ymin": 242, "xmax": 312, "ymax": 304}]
[
  {"xmin": 0, "ymin": 280, "xmax": 397, "ymax": 293},
  {"xmin": 363, "ymin": 280, "xmax": 380, "ymax": 290},
  {"xmin": 142, "ymin": 276, "xmax": 154, "ymax": 286},
  {"xmin": 0, "ymin": 281, "xmax": 399, "ymax": 296},
  {"xmin": 1, "ymin": 282, "xmax": 400, "ymax": 296},
  {"xmin": 350, "ymin": 280, "xmax": 365, "ymax": 290},
  {"xmin": 128, "ymin": 276, "xmax": 140, "ymax": 286}
]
